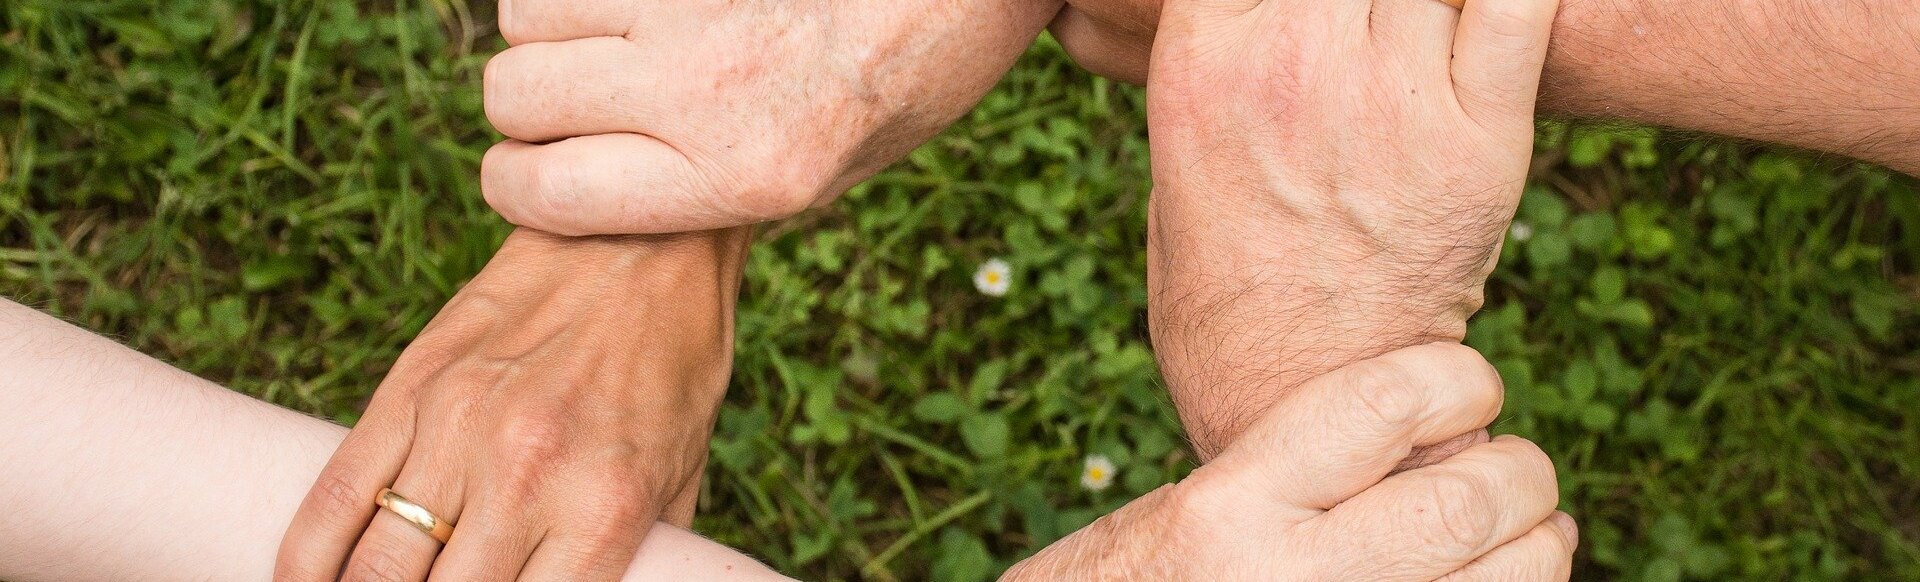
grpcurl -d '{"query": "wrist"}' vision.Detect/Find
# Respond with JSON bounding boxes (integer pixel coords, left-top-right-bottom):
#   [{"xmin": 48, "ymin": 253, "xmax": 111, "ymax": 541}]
[
  {"xmin": 446, "ymin": 227, "xmax": 753, "ymax": 401},
  {"xmin": 492, "ymin": 228, "xmax": 751, "ymax": 290},
  {"xmin": 1150, "ymin": 282, "xmax": 1470, "ymax": 457},
  {"xmin": 1146, "ymin": 203, "xmax": 1482, "ymax": 458},
  {"xmin": 1002, "ymin": 485, "xmax": 1184, "ymax": 580}
]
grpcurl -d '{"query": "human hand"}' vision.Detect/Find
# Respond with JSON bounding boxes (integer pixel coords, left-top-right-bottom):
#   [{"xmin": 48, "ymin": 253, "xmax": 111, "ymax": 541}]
[
  {"xmin": 478, "ymin": 0, "xmax": 1063, "ymax": 236},
  {"xmin": 276, "ymin": 228, "xmax": 750, "ymax": 581},
  {"xmin": 1005, "ymin": 344, "xmax": 1575, "ymax": 581},
  {"xmin": 1144, "ymin": 0, "xmax": 1557, "ymax": 456}
]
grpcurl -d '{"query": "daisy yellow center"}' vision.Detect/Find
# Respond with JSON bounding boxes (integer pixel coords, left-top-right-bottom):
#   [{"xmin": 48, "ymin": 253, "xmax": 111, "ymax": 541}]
[
  {"xmin": 1087, "ymin": 467, "xmax": 1106, "ymax": 480},
  {"xmin": 985, "ymin": 272, "xmax": 1002, "ymax": 283}
]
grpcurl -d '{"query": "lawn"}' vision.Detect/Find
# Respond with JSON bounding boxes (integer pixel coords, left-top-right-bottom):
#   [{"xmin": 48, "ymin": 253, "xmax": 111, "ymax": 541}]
[{"xmin": 2, "ymin": 1, "xmax": 1916, "ymax": 580}]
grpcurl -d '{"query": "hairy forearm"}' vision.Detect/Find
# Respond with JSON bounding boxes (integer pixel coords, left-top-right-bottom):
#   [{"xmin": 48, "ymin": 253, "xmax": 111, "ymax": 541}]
[
  {"xmin": 1061, "ymin": 0, "xmax": 1920, "ymax": 172},
  {"xmin": 1543, "ymin": 0, "xmax": 1920, "ymax": 174},
  {"xmin": 1146, "ymin": 205, "xmax": 1489, "ymax": 459},
  {"xmin": 1003, "ymin": 485, "xmax": 1184, "ymax": 580}
]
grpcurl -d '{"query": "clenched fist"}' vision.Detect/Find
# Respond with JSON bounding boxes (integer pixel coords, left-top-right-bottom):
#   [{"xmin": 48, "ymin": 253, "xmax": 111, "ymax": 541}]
[
  {"xmin": 481, "ymin": 0, "xmax": 1063, "ymax": 235},
  {"xmin": 1007, "ymin": 344, "xmax": 1576, "ymax": 580}
]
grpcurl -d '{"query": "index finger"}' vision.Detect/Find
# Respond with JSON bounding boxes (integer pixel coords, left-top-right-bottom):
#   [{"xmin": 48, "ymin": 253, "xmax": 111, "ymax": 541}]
[
  {"xmin": 1305, "ymin": 436, "xmax": 1562, "ymax": 580},
  {"xmin": 1207, "ymin": 342, "xmax": 1506, "ymax": 510},
  {"xmin": 497, "ymin": 0, "xmax": 657, "ymax": 46},
  {"xmin": 481, "ymin": 135, "xmax": 785, "ymax": 236},
  {"xmin": 275, "ymin": 397, "xmax": 416, "ymax": 581}
]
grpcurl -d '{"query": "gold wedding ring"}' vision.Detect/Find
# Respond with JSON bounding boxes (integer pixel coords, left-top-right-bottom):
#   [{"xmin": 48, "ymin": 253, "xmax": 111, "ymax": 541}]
[
  {"xmin": 376, "ymin": 488, "xmax": 455, "ymax": 543},
  {"xmin": 1439, "ymin": 0, "xmax": 1464, "ymax": 8}
]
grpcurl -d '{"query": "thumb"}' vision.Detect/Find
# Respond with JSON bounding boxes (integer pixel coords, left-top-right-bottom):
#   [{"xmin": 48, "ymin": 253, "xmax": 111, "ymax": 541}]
[
  {"xmin": 1210, "ymin": 343, "xmax": 1506, "ymax": 510},
  {"xmin": 1450, "ymin": 0, "xmax": 1560, "ymax": 126},
  {"xmin": 482, "ymin": 134, "xmax": 800, "ymax": 236}
]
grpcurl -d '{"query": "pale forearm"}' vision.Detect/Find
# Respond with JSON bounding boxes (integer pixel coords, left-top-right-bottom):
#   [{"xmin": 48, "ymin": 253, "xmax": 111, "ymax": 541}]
[
  {"xmin": 0, "ymin": 299, "xmax": 785, "ymax": 581},
  {"xmin": 0, "ymin": 300, "xmax": 343, "ymax": 580},
  {"xmin": 1542, "ymin": 0, "xmax": 1920, "ymax": 174}
]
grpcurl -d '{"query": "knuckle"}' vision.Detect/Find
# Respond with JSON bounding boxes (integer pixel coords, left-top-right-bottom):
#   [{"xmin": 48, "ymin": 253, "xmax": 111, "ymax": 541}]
[
  {"xmin": 523, "ymin": 156, "xmax": 585, "ymax": 221},
  {"xmin": 577, "ymin": 478, "xmax": 653, "ymax": 531},
  {"xmin": 1417, "ymin": 342, "xmax": 1506, "ymax": 414},
  {"xmin": 494, "ymin": 414, "xmax": 571, "ymax": 468},
  {"xmin": 341, "ymin": 542, "xmax": 415, "ymax": 582},
  {"xmin": 734, "ymin": 173, "xmax": 818, "ymax": 223},
  {"xmin": 496, "ymin": 0, "xmax": 532, "ymax": 46},
  {"xmin": 588, "ymin": 479, "xmax": 647, "ymax": 511},
  {"xmin": 1498, "ymin": 438, "xmax": 1560, "ymax": 498},
  {"xmin": 1161, "ymin": 465, "xmax": 1238, "ymax": 527},
  {"xmin": 1343, "ymin": 359, "xmax": 1424, "ymax": 428},
  {"xmin": 732, "ymin": 145, "xmax": 835, "ymax": 221},
  {"xmin": 481, "ymin": 50, "xmax": 538, "ymax": 140},
  {"xmin": 422, "ymin": 394, "xmax": 485, "ymax": 436},
  {"xmin": 1408, "ymin": 471, "xmax": 1499, "ymax": 555},
  {"xmin": 1462, "ymin": 354, "xmax": 1507, "ymax": 412},
  {"xmin": 1500, "ymin": 525, "xmax": 1576, "ymax": 580},
  {"xmin": 311, "ymin": 471, "xmax": 370, "ymax": 516}
]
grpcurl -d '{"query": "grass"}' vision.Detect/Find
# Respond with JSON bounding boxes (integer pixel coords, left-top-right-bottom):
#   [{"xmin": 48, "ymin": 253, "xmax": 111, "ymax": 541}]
[{"xmin": 2, "ymin": 1, "xmax": 1916, "ymax": 580}]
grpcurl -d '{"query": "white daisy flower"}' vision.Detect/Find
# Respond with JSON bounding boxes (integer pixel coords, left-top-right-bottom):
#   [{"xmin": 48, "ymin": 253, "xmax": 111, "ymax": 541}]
[
  {"xmin": 974, "ymin": 258, "xmax": 1012, "ymax": 297},
  {"xmin": 1081, "ymin": 454, "xmax": 1116, "ymax": 492},
  {"xmin": 1509, "ymin": 221, "xmax": 1535, "ymax": 243}
]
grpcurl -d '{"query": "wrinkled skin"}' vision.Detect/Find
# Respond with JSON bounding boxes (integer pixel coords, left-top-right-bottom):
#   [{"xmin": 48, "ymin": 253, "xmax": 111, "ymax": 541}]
[
  {"xmin": 480, "ymin": 0, "xmax": 1064, "ymax": 236},
  {"xmin": 277, "ymin": 229, "xmax": 750, "ymax": 582},
  {"xmin": 1006, "ymin": 344, "xmax": 1576, "ymax": 580}
]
